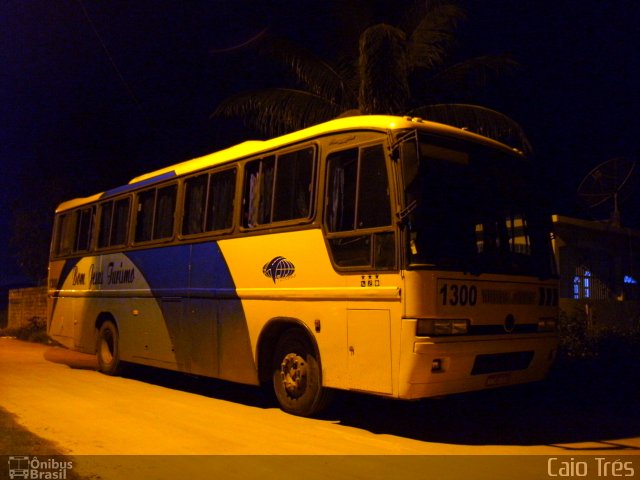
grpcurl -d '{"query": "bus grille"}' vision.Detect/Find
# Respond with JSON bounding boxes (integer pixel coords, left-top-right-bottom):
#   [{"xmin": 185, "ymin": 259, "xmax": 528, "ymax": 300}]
[{"xmin": 471, "ymin": 351, "xmax": 534, "ymax": 375}]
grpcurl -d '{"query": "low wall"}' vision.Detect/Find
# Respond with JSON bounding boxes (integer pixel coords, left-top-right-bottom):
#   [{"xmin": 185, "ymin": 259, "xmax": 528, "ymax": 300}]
[{"xmin": 8, "ymin": 286, "xmax": 48, "ymax": 329}]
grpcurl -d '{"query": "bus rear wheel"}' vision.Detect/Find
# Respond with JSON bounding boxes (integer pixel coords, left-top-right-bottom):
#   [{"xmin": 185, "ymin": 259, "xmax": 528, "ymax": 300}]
[
  {"xmin": 97, "ymin": 320, "xmax": 122, "ymax": 376},
  {"xmin": 272, "ymin": 329, "xmax": 331, "ymax": 417}
]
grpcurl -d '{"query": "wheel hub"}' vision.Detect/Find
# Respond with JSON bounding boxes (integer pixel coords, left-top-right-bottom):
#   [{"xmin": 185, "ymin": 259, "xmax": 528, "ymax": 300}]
[
  {"xmin": 100, "ymin": 332, "xmax": 114, "ymax": 363},
  {"xmin": 280, "ymin": 353, "xmax": 307, "ymax": 398}
]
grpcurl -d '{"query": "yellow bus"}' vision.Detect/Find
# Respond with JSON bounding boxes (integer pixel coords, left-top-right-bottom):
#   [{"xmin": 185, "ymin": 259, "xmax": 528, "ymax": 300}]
[{"xmin": 48, "ymin": 115, "xmax": 558, "ymax": 416}]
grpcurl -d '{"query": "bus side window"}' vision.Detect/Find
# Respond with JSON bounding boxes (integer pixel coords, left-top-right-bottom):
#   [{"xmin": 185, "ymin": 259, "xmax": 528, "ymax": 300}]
[
  {"xmin": 54, "ymin": 212, "xmax": 77, "ymax": 257},
  {"xmin": 74, "ymin": 207, "xmax": 94, "ymax": 252},
  {"xmin": 244, "ymin": 156, "xmax": 275, "ymax": 227},
  {"xmin": 154, "ymin": 185, "xmax": 177, "ymax": 239},
  {"xmin": 182, "ymin": 169, "xmax": 236, "ymax": 235},
  {"xmin": 358, "ymin": 146, "xmax": 391, "ymax": 228},
  {"xmin": 135, "ymin": 190, "xmax": 156, "ymax": 243},
  {"xmin": 325, "ymin": 144, "xmax": 395, "ymax": 269},
  {"xmin": 98, "ymin": 198, "xmax": 131, "ymax": 249},
  {"xmin": 273, "ymin": 147, "xmax": 314, "ymax": 222},
  {"xmin": 111, "ymin": 198, "xmax": 130, "ymax": 246},
  {"xmin": 207, "ymin": 169, "xmax": 236, "ymax": 231},
  {"xmin": 98, "ymin": 201, "xmax": 114, "ymax": 249},
  {"xmin": 243, "ymin": 146, "xmax": 315, "ymax": 228},
  {"xmin": 183, "ymin": 174, "xmax": 208, "ymax": 235},
  {"xmin": 135, "ymin": 185, "xmax": 177, "ymax": 243},
  {"xmin": 53, "ymin": 206, "xmax": 96, "ymax": 257},
  {"xmin": 326, "ymin": 149, "xmax": 358, "ymax": 232}
]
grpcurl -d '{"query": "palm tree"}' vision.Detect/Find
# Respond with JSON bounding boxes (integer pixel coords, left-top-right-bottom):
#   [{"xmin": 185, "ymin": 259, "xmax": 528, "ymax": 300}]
[{"xmin": 212, "ymin": 0, "xmax": 529, "ymax": 153}]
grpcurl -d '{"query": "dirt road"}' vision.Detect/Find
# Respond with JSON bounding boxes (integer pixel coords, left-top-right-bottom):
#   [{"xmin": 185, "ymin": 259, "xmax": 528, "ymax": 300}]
[{"xmin": 1, "ymin": 337, "xmax": 638, "ymax": 479}]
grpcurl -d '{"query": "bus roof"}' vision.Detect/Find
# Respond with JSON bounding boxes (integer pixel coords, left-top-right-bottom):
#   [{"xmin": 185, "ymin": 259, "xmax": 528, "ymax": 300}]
[{"xmin": 56, "ymin": 115, "xmax": 522, "ymax": 212}]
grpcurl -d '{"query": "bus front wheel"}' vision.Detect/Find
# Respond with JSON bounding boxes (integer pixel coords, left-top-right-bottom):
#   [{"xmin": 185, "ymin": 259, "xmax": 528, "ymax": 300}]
[
  {"xmin": 272, "ymin": 329, "xmax": 331, "ymax": 417},
  {"xmin": 97, "ymin": 320, "xmax": 122, "ymax": 376}
]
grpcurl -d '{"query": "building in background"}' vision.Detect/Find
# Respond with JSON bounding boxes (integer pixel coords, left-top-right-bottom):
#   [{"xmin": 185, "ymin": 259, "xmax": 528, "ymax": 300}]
[{"xmin": 552, "ymin": 215, "xmax": 640, "ymax": 329}]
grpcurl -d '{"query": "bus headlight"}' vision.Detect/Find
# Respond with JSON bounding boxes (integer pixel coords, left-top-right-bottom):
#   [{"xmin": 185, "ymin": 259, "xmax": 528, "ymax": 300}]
[
  {"xmin": 537, "ymin": 317, "xmax": 557, "ymax": 332},
  {"xmin": 417, "ymin": 318, "xmax": 469, "ymax": 336}
]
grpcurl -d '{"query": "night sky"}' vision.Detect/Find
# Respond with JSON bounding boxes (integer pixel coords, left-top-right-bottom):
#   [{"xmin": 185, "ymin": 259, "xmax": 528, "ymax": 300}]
[{"xmin": 2, "ymin": 0, "xmax": 639, "ymax": 285}]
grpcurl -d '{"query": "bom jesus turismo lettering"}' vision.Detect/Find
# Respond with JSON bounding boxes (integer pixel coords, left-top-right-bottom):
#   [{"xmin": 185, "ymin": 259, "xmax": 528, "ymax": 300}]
[{"xmin": 71, "ymin": 261, "xmax": 135, "ymax": 287}]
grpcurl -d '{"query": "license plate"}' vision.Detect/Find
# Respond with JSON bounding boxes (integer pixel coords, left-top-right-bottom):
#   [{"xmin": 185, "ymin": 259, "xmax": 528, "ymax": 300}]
[{"xmin": 486, "ymin": 373, "xmax": 511, "ymax": 386}]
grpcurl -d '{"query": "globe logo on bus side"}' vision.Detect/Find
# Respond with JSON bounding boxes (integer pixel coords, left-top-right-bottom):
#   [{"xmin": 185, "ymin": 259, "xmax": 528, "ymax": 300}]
[{"xmin": 263, "ymin": 256, "xmax": 295, "ymax": 284}]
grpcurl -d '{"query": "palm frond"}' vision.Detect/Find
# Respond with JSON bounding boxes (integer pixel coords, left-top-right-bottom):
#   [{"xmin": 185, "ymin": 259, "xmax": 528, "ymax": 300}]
[
  {"xmin": 212, "ymin": 88, "xmax": 342, "ymax": 137},
  {"xmin": 410, "ymin": 54, "xmax": 519, "ymax": 105},
  {"xmin": 408, "ymin": 3, "xmax": 467, "ymax": 69},
  {"xmin": 211, "ymin": 1, "xmax": 522, "ymax": 144},
  {"xmin": 334, "ymin": 54, "xmax": 360, "ymax": 97},
  {"xmin": 258, "ymin": 35, "xmax": 356, "ymax": 107},
  {"xmin": 322, "ymin": 0, "xmax": 377, "ymax": 59},
  {"xmin": 424, "ymin": 54, "xmax": 520, "ymax": 99},
  {"xmin": 410, "ymin": 103, "xmax": 533, "ymax": 156},
  {"xmin": 358, "ymin": 24, "xmax": 410, "ymax": 114}
]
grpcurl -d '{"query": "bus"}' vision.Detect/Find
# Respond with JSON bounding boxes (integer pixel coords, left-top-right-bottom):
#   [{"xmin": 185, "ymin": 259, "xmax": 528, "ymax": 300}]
[{"xmin": 47, "ymin": 115, "xmax": 558, "ymax": 416}]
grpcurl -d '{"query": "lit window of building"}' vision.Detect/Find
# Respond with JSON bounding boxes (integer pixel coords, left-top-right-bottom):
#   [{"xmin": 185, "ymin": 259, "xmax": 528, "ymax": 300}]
[{"xmin": 573, "ymin": 268, "xmax": 591, "ymax": 299}]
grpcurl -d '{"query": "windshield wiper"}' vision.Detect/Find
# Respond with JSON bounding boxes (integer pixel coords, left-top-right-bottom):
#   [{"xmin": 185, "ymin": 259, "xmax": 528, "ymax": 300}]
[{"xmin": 396, "ymin": 200, "xmax": 418, "ymax": 226}]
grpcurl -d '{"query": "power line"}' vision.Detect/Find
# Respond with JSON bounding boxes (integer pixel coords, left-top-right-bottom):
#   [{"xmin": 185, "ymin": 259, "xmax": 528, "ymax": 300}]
[
  {"xmin": 75, "ymin": 0, "xmax": 169, "ymax": 144},
  {"xmin": 76, "ymin": 0, "xmax": 142, "ymax": 108}
]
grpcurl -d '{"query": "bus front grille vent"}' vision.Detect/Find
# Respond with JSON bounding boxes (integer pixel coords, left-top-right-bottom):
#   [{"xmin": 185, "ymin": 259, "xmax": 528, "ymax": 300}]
[{"xmin": 470, "ymin": 351, "xmax": 534, "ymax": 375}]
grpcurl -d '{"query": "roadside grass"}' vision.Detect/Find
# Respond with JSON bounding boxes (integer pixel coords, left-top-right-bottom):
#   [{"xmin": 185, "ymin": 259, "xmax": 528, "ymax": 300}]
[{"xmin": 0, "ymin": 316, "xmax": 53, "ymax": 344}]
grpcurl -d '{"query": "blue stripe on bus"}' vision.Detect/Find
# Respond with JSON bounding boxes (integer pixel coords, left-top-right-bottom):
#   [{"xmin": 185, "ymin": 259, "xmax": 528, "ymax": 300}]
[
  {"xmin": 126, "ymin": 242, "xmax": 237, "ymax": 296},
  {"xmin": 57, "ymin": 258, "xmax": 82, "ymax": 291},
  {"xmin": 127, "ymin": 243, "xmax": 245, "ymax": 343},
  {"xmin": 50, "ymin": 257, "xmax": 82, "ymax": 316},
  {"xmin": 189, "ymin": 242, "xmax": 237, "ymax": 292},
  {"xmin": 101, "ymin": 171, "xmax": 177, "ymax": 199},
  {"xmin": 52, "ymin": 243, "xmax": 241, "ymax": 333}
]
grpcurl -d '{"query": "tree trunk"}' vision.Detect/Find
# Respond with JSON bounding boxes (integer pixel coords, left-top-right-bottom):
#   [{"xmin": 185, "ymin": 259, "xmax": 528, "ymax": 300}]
[{"xmin": 358, "ymin": 24, "xmax": 410, "ymax": 115}]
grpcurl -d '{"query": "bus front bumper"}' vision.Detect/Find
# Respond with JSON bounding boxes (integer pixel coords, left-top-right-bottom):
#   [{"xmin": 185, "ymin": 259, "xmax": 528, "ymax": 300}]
[{"xmin": 398, "ymin": 322, "xmax": 558, "ymax": 400}]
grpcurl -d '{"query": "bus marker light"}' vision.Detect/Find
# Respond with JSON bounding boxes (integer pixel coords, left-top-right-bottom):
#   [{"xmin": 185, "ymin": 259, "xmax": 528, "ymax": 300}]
[{"xmin": 431, "ymin": 359, "xmax": 443, "ymax": 373}]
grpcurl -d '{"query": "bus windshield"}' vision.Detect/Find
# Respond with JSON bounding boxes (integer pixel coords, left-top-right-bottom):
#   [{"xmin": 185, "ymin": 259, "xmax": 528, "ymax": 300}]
[{"xmin": 401, "ymin": 133, "xmax": 553, "ymax": 278}]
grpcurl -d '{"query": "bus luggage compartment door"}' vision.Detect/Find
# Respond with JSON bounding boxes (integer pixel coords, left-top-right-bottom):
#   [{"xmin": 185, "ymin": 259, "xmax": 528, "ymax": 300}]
[{"xmin": 347, "ymin": 309, "xmax": 392, "ymax": 394}]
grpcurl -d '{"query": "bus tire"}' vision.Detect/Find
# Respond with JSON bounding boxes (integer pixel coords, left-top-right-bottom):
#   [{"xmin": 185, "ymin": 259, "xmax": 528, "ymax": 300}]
[
  {"xmin": 97, "ymin": 320, "xmax": 122, "ymax": 376},
  {"xmin": 272, "ymin": 329, "xmax": 331, "ymax": 417}
]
